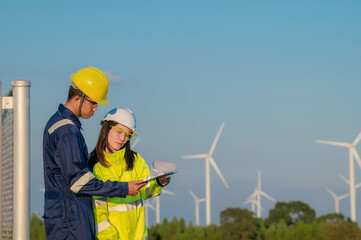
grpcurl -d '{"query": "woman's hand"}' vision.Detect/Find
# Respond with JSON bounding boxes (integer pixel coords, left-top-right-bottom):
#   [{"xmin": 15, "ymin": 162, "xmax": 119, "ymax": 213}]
[{"xmin": 157, "ymin": 175, "xmax": 171, "ymax": 187}]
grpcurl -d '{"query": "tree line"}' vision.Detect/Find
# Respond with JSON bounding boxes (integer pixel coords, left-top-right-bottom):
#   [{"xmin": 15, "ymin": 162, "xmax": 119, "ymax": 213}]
[{"xmin": 30, "ymin": 200, "xmax": 361, "ymax": 239}]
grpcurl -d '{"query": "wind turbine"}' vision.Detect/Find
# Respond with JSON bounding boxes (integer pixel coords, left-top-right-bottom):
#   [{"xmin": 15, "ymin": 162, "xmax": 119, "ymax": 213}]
[
  {"xmin": 131, "ymin": 137, "xmax": 140, "ymax": 150},
  {"xmin": 326, "ymin": 188, "xmax": 349, "ymax": 213},
  {"xmin": 244, "ymin": 171, "xmax": 275, "ymax": 218},
  {"xmin": 182, "ymin": 123, "xmax": 229, "ymax": 225},
  {"xmin": 244, "ymin": 184, "xmax": 258, "ymax": 214},
  {"xmin": 144, "ymin": 200, "xmax": 154, "ymax": 227},
  {"xmin": 145, "ymin": 189, "xmax": 175, "ymax": 225},
  {"xmin": 338, "ymin": 174, "xmax": 361, "ymax": 214},
  {"xmin": 317, "ymin": 132, "xmax": 361, "ymax": 222},
  {"xmin": 189, "ymin": 189, "xmax": 206, "ymax": 226}
]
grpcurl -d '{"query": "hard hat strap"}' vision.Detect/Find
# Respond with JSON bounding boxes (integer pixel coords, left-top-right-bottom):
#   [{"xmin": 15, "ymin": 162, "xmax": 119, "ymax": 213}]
[{"xmin": 78, "ymin": 93, "xmax": 85, "ymax": 118}]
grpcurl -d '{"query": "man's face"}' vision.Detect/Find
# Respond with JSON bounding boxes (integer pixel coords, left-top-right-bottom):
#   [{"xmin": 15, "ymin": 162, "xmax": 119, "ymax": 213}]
[{"xmin": 80, "ymin": 96, "xmax": 98, "ymax": 119}]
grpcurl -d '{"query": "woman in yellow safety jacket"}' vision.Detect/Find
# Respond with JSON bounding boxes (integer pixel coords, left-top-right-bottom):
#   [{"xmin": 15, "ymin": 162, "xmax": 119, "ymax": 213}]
[{"xmin": 88, "ymin": 107, "xmax": 171, "ymax": 240}]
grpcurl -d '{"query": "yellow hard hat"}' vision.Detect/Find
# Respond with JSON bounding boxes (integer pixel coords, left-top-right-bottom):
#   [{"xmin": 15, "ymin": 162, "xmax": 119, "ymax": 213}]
[{"xmin": 71, "ymin": 66, "xmax": 109, "ymax": 105}]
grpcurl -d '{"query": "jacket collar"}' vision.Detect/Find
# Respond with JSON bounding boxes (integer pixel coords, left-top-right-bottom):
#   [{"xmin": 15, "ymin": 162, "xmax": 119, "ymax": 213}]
[
  {"xmin": 58, "ymin": 104, "xmax": 82, "ymax": 129},
  {"xmin": 104, "ymin": 147, "xmax": 126, "ymax": 164}
]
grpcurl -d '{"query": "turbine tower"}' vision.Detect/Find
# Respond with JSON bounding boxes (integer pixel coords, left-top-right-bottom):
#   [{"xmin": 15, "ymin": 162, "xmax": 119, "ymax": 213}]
[
  {"xmin": 326, "ymin": 188, "xmax": 349, "ymax": 213},
  {"xmin": 145, "ymin": 189, "xmax": 175, "ymax": 225},
  {"xmin": 244, "ymin": 171, "xmax": 275, "ymax": 218},
  {"xmin": 189, "ymin": 189, "xmax": 206, "ymax": 226},
  {"xmin": 144, "ymin": 199, "xmax": 154, "ymax": 227},
  {"xmin": 317, "ymin": 132, "xmax": 361, "ymax": 222},
  {"xmin": 183, "ymin": 123, "xmax": 229, "ymax": 225}
]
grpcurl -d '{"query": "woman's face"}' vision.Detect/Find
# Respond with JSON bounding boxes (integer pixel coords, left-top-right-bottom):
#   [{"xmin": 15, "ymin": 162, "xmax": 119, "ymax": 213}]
[{"xmin": 105, "ymin": 123, "xmax": 132, "ymax": 153}]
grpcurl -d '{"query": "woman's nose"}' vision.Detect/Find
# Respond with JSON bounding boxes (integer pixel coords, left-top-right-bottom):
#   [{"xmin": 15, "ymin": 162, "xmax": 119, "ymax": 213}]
[{"xmin": 119, "ymin": 133, "xmax": 126, "ymax": 141}]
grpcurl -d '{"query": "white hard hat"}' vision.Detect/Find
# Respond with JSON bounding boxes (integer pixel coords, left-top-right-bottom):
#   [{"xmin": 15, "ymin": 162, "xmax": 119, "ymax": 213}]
[{"xmin": 102, "ymin": 108, "xmax": 137, "ymax": 135}]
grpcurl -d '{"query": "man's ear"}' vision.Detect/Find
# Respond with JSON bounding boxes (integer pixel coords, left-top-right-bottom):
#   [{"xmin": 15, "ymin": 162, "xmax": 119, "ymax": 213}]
[{"xmin": 73, "ymin": 95, "xmax": 81, "ymax": 103}]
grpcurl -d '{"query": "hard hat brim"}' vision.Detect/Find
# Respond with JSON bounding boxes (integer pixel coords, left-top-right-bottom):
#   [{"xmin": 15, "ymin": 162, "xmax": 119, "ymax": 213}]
[{"xmin": 97, "ymin": 97, "xmax": 109, "ymax": 106}]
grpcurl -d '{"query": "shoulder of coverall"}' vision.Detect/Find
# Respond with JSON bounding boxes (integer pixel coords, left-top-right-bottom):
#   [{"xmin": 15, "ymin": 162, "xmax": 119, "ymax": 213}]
[
  {"xmin": 58, "ymin": 104, "xmax": 82, "ymax": 129},
  {"xmin": 46, "ymin": 104, "xmax": 83, "ymax": 139}
]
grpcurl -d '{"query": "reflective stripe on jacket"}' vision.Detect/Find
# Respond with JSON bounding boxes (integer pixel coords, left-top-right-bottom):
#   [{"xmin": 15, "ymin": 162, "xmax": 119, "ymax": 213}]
[
  {"xmin": 43, "ymin": 104, "xmax": 129, "ymax": 240},
  {"xmin": 93, "ymin": 148, "xmax": 162, "ymax": 240}
]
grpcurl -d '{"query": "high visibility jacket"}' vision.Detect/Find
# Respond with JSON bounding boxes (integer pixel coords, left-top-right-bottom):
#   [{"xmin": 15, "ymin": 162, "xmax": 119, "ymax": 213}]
[
  {"xmin": 92, "ymin": 148, "xmax": 162, "ymax": 240},
  {"xmin": 43, "ymin": 104, "xmax": 129, "ymax": 240}
]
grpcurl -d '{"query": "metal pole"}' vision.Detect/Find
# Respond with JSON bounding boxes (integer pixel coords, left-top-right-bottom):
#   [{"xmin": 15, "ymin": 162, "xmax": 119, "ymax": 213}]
[
  {"xmin": 12, "ymin": 80, "xmax": 30, "ymax": 240},
  {"xmin": 0, "ymin": 81, "xmax": 2, "ymax": 239}
]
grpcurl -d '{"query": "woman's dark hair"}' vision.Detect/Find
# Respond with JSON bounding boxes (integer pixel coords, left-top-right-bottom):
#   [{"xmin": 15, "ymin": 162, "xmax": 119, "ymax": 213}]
[{"xmin": 88, "ymin": 120, "xmax": 135, "ymax": 171}]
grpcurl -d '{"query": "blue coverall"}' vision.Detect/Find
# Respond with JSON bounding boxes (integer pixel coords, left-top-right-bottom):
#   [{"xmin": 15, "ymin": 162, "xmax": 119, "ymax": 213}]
[{"xmin": 43, "ymin": 104, "xmax": 128, "ymax": 240}]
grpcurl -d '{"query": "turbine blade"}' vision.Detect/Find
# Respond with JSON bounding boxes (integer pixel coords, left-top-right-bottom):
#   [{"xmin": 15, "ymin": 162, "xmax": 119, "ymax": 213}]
[
  {"xmin": 245, "ymin": 194, "xmax": 258, "ymax": 204},
  {"xmin": 163, "ymin": 190, "xmax": 175, "ymax": 195},
  {"xmin": 131, "ymin": 137, "xmax": 140, "ymax": 150},
  {"xmin": 339, "ymin": 193, "xmax": 349, "ymax": 200},
  {"xmin": 182, "ymin": 154, "xmax": 207, "ymax": 159},
  {"xmin": 209, "ymin": 156, "xmax": 229, "ymax": 188},
  {"xmin": 189, "ymin": 189, "xmax": 197, "ymax": 200},
  {"xmin": 260, "ymin": 191, "xmax": 275, "ymax": 202},
  {"xmin": 316, "ymin": 140, "xmax": 351, "ymax": 148},
  {"xmin": 351, "ymin": 148, "xmax": 361, "ymax": 170},
  {"xmin": 355, "ymin": 182, "xmax": 361, "ymax": 189},
  {"xmin": 209, "ymin": 123, "xmax": 225, "ymax": 155},
  {"xmin": 327, "ymin": 188, "xmax": 336, "ymax": 198},
  {"xmin": 244, "ymin": 198, "xmax": 253, "ymax": 204},
  {"xmin": 245, "ymin": 191, "xmax": 257, "ymax": 201},
  {"xmin": 353, "ymin": 132, "xmax": 361, "ymax": 146},
  {"xmin": 148, "ymin": 204, "xmax": 156, "ymax": 211},
  {"xmin": 145, "ymin": 199, "xmax": 155, "ymax": 209},
  {"xmin": 245, "ymin": 194, "xmax": 256, "ymax": 203},
  {"xmin": 339, "ymin": 174, "xmax": 350, "ymax": 185},
  {"xmin": 199, "ymin": 198, "xmax": 206, "ymax": 202}
]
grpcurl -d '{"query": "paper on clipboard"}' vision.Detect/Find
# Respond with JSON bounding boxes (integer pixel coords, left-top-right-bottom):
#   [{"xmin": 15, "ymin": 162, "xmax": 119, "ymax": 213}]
[
  {"xmin": 143, "ymin": 160, "xmax": 176, "ymax": 183},
  {"xmin": 142, "ymin": 171, "xmax": 177, "ymax": 183}
]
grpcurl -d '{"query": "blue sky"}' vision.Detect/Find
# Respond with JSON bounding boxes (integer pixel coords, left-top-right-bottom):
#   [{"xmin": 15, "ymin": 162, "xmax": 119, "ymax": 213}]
[{"xmin": 1, "ymin": 1, "xmax": 361, "ymax": 226}]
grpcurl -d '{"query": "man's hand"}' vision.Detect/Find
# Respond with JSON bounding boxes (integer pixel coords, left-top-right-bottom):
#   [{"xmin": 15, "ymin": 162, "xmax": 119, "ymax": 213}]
[
  {"xmin": 157, "ymin": 175, "xmax": 171, "ymax": 187},
  {"xmin": 128, "ymin": 180, "xmax": 147, "ymax": 196}
]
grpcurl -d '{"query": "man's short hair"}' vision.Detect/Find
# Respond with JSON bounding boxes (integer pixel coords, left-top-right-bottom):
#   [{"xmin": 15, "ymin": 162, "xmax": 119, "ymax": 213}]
[{"xmin": 67, "ymin": 82, "xmax": 84, "ymax": 102}]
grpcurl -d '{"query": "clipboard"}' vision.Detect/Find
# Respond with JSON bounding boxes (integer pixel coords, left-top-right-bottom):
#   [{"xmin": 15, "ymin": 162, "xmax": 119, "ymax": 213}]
[{"xmin": 142, "ymin": 172, "xmax": 177, "ymax": 183}]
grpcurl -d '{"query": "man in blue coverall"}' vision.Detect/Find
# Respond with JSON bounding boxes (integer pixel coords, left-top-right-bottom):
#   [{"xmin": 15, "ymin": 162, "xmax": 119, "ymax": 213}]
[{"xmin": 42, "ymin": 66, "xmax": 147, "ymax": 239}]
